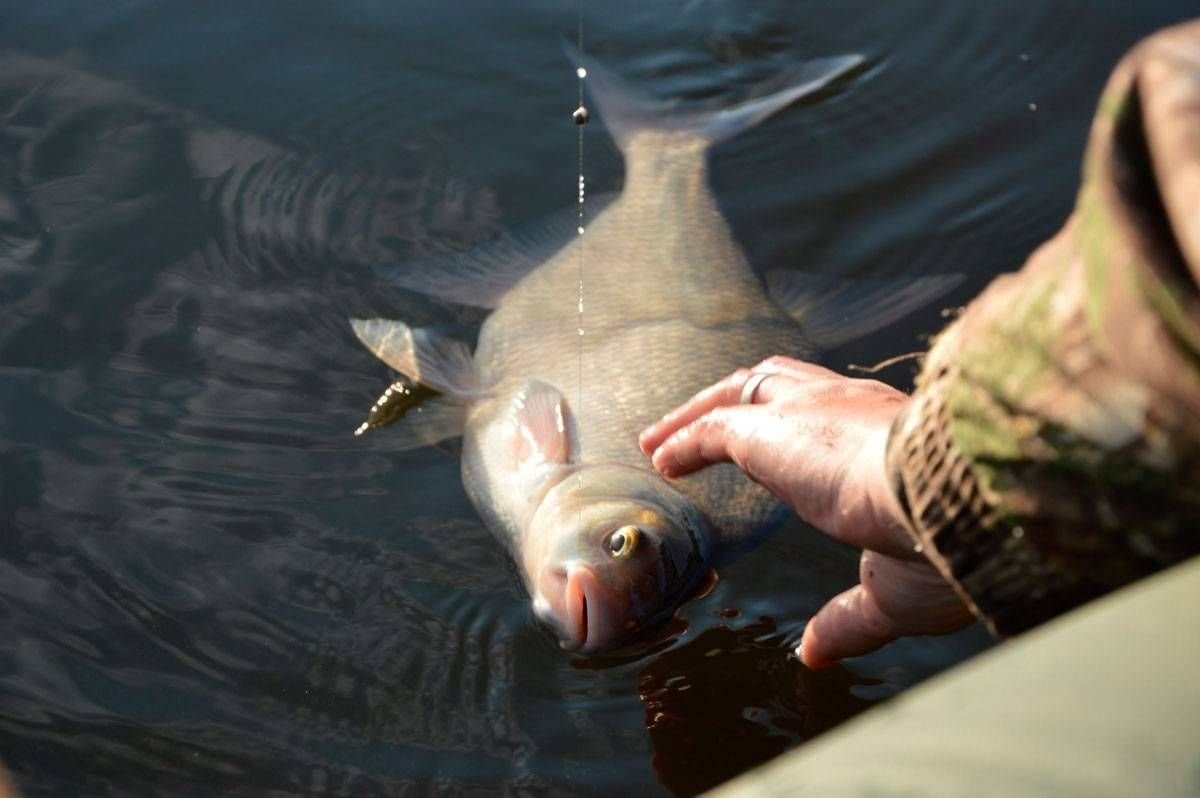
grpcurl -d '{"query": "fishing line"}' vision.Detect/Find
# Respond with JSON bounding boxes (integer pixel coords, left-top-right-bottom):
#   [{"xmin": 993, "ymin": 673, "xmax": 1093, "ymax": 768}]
[{"xmin": 572, "ymin": 4, "xmax": 587, "ymax": 498}]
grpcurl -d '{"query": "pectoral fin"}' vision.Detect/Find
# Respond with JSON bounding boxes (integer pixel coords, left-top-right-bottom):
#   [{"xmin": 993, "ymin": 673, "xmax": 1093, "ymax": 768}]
[
  {"xmin": 482, "ymin": 381, "xmax": 576, "ymax": 528},
  {"xmin": 504, "ymin": 380, "xmax": 574, "ymax": 469},
  {"xmin": 766, "ymin": 271, "xmax": 963, "ymax": 350}
]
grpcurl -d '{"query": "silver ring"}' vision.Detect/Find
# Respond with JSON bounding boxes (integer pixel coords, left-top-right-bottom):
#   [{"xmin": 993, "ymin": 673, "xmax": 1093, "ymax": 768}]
[{"xmin": 739, "ymin": 372, "xmax": 770, "ymax": 405}]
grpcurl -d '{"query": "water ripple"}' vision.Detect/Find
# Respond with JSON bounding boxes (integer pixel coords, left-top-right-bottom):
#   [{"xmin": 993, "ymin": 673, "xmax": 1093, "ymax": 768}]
[{"xmin": 0, "ymin": 2, "xmax": 1194, "ymax": 794}]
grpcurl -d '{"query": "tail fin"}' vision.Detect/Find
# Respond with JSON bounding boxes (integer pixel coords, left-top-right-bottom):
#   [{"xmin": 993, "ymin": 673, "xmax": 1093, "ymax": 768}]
[{"xmin": 566, "ymin": 44, "xmax": 863, "ymax": 151}]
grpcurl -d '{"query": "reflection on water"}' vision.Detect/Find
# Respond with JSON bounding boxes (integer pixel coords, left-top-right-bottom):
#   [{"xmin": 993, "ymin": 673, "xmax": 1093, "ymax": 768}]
[
  {"xmin": 0, "ymin": 1, "xmax": 1195, "ymax": 795},
  {"xmin": 638, "ymin": 617, "xmax": 874, "ymax": 797}
]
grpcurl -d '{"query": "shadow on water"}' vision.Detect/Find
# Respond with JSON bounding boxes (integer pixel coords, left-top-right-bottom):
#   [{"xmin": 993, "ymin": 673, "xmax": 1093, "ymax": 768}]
[{"xmin": 0, "ymin": 1, "xmax": 1197, "ymax": 795}]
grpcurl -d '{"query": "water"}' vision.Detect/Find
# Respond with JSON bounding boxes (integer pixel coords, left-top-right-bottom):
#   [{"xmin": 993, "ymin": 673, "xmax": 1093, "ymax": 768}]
[{"xmin": 1, "ymin": 2, "xmax": 1195, "ymax": 795}]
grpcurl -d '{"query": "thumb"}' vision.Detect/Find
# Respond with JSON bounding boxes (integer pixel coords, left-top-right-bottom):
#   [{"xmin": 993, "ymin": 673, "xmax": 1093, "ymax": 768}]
[
  {"xmin": 798, "ymin": 583, "xmax": 901, "ymax": 669},
  {"xmin": 799, "ymin": 553, "xmax": 976, "ymax": 669}
]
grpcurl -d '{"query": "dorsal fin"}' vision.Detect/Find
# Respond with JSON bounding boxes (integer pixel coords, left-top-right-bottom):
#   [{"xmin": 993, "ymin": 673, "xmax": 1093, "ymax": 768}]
[
  {"xmin": 566, "ymin": 44, "xmax": 864, "ymax": 152},
  {"xmin": 765, "ymin": 271, "xmax": 964, "ymax": 350}
]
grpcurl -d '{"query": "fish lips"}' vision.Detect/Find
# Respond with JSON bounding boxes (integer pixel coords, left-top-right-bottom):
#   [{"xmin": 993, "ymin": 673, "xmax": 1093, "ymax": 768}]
[{"xmin": 534, "ymin": 562, "xmax": 626, "ymax": 653}]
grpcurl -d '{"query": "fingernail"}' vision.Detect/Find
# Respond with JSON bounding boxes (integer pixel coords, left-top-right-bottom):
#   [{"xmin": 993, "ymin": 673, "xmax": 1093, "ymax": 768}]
[
  {"xmin": 798, "ymin": 629, "xmax": 833, "ymax": 670},
  {"xmin": 800, "ymin": 645, "xmax": 836, "ymax": 670}
]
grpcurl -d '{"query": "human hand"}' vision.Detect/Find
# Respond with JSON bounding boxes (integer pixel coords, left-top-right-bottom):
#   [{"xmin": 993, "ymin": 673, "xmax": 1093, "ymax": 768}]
[{"xmin": 638, "ymin": 356, "xmax": 974, "ymax": 668}]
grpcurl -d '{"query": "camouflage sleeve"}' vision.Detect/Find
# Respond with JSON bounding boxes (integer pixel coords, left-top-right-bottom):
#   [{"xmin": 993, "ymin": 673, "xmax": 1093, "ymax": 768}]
[{"xmin": 884, "ymin": 20, "xmax": 1200, "ymax": 638}]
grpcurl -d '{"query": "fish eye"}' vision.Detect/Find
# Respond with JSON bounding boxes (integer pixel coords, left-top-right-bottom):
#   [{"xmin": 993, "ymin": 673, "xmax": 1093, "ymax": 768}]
[{"xmin": 606, "ymin": 525, "xmax": 639, "ymax": 558}]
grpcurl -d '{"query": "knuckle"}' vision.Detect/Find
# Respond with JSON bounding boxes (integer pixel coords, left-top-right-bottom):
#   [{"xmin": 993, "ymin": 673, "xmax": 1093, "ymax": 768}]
[
  {"xmin": 706, "ymin": 405, "xmax": 740, "ymax": 428},
  {"xmin": 755, "ymin": 355, "xmax": 793, "ymax": 371},
  {"xmin": 663, "ymin": 423, "xmax": 695, "ymax": 450},
  {"xmin": 812, "ymin": 381, "xmax": 850, "ymax": 401},
  {"xmin": 857, "ymin": 377, "xmax": 900, "ymax": 395},
  {"xmin": 728, "ymin": 367, "xmax": 753, "ymax": 385}
]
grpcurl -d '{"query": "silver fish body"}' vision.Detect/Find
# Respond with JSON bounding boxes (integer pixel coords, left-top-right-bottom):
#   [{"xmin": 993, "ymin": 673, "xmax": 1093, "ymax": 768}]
[{"xmin": 461, "ymin": 131, "xmax": 804, "ymax": 648}]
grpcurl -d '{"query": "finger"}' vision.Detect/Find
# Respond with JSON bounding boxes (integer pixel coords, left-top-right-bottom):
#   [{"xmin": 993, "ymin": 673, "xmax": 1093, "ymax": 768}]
[
  {"xmin": 640, "ymin": 368, "xmax": 805, "ymax": 456},
  {"xmin": 799, "ymin": 554, "xmax": 975, "ymax": 668},
  {"xmin": 640, "ymin": 357, "xmax": 851, "ymax": 455},
  {"xmin": 797, "ymin": 584, "xmax": 902, "ymax": 670},
  {"xmin": 649, "ymin": 404, "xmax": 766, "ymax": 479},
  {"xmin": 639, "ymin": 369, "xmax": 755, "ymax": 455}
]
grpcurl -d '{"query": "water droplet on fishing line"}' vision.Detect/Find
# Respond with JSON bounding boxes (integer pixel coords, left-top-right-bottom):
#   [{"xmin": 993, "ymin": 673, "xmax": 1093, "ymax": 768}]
[
  {"xmin": 577, "ymin": 226, "xmax": 585, "ymax": 235},
  {"xmin": 576, "ymin": 66, "xmax": 587, "ymax": 79}
]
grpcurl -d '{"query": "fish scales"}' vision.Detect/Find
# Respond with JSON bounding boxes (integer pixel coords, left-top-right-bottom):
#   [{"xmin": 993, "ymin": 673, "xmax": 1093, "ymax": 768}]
[
  {"xmin": 469, "ymin": 130, "xmax": 803, "ymax": 545},
  {"xmin": 349, "ymin": 51, "xmax": 919, "ymax": 652}
]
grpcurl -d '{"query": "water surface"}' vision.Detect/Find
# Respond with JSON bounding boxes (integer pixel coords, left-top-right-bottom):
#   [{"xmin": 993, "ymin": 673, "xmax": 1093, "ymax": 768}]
[{"xmin": 1, "ymin": 2, "xmax": 1195, "ymax": 795}]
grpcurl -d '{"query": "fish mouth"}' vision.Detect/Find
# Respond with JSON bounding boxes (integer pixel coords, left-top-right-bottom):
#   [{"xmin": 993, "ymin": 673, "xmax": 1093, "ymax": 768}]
[
  {"xmin": 565, "ymin": 566, "xmax": 597, "ymax": 650},
  {"xmin": 563, "ymin": 565, "xmax": 624, "ymax": 652},
  {"xmin": 534, "ymin": 563, "xmax": 623, "ymax": 652},
  {"xmin": 568, "ymin": 573, "xmax": 588, "ymax": 648}
]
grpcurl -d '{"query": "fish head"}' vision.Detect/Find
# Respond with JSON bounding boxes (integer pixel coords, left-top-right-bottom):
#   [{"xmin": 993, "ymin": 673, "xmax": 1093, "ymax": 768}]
[{"xmin": 524, "ymin": 464, "xmax": 714, "ymax": 653}]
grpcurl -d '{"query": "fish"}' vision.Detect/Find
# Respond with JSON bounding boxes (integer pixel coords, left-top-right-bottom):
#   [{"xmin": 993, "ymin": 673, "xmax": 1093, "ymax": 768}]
[{"xmin": 351, "ymin": 49, "xmax": 958, "ymax": 653}]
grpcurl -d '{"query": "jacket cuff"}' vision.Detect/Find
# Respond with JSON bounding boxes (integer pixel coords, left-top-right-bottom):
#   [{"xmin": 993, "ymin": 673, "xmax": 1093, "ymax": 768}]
[{"xmin": 885, "ymin": 360, "xmax": 1107, "ymax": 638}]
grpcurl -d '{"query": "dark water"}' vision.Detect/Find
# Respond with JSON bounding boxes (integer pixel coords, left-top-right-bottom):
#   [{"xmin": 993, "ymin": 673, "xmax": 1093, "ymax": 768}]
[{"xmin": 0, "ymin": 2, "xmax": 1195, "ymax": 795}]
